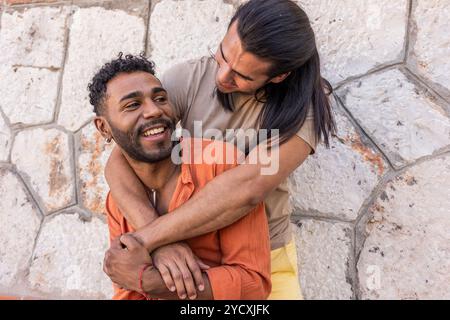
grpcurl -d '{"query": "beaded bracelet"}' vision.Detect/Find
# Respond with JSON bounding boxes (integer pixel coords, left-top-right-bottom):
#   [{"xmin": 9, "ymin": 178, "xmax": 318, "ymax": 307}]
[{"xmin": 139, "ymin": 263, "xmax": 152, "ymax": 300}]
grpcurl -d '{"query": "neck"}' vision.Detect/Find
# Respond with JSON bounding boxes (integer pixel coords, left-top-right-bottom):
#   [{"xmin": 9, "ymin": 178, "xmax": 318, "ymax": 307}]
[{"xmin": 123, "ymin": 153, "xmax": 178, "ymax": 192}]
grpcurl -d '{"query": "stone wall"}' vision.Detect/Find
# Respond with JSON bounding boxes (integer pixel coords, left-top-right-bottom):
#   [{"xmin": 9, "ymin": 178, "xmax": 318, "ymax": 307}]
[{"xmin": 0, "ymin": 0, "xmax": 448, "ymax": 300}]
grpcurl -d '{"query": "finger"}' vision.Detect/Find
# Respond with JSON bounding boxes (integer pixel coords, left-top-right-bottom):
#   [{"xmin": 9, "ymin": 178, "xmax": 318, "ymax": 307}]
[
  {"xmin": 120, "ymin": 234, "xmax": 142, "ymax": 251},
  {"xmin": 195, "ymin": 257, "xmax": 210, "ymax": 270},
  {"xmin": 177, "ymin": 260, "xmax": 198, "ymax": 300},
  {"xmin": 155, "ymin": 264, "xmax": 176, "ymax": 293},
  {"xmin": 110, "ymin": 237, "xmax": 123, "ymax": 250},
  {"xmin": 166, "ymin": 262, "xmax": 187, "ymax": 300},
  {"xmin": 186, "ymin": 256, "xmax": 205, "ymax": 292}
]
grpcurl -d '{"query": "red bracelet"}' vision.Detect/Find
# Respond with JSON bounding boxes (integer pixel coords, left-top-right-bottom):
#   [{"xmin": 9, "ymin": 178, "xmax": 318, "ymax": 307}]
[{"xmin": 139, "ymin": 263, "xmax": 152, "ymax": 300}]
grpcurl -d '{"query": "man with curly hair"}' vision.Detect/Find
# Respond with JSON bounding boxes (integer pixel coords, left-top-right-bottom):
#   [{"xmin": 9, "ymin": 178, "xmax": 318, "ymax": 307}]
[{"xmin": 89, "ymin": 53, "xmax": 271, "ymax": 300}]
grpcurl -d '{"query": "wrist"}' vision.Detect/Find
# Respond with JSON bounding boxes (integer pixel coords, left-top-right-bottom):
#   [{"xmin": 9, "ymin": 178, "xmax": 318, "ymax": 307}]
[{"xmin": 139, "ymin": 264, "xmax": 152, "ymax": 299}]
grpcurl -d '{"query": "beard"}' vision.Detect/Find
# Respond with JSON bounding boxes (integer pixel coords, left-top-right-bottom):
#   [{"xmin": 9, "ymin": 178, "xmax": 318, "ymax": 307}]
[{"xmin": 110, "ymin": 118, "xmax": 176, "ymax": 163}]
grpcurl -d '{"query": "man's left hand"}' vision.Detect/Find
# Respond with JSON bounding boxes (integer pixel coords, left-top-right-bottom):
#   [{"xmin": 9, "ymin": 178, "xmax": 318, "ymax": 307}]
[{"xmin": 103, "ymin": 233, "xmax": 152, "ymax": 292}]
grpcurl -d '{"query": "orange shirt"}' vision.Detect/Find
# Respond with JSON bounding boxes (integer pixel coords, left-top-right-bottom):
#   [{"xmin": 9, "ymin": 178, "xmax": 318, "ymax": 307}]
[{"xmin": 105, "ymin": 138, "xmax": 271, "ymax": 300}]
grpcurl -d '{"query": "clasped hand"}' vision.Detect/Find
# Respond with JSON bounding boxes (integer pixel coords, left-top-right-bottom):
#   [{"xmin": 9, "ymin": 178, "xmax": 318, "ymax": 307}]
[{"xmin": 103, "ymin": 233, "xmax": 209, "ymax": 300}]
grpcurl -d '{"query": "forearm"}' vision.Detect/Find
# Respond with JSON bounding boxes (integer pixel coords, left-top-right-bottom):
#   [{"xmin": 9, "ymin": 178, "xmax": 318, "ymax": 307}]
[
  {"xmin": 134, "ymin": 165, "xmax": 261, "ymax": 252},
  {"xmin": 105, "ymin": 146, "xmax": 159, "ymax": 229},
  {"xmin": 132, "ymin": 136, "xmax": 310, "ymax": 252},
  {"xmin": 143, "ymin": 269, "xmax": 213, "ymax": 300}
]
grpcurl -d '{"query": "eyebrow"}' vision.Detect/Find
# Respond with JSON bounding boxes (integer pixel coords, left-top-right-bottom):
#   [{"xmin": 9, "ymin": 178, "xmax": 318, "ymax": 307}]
[
  {"xmin": 219, "ymin": 43, "xmax": 254, "ymax": 81},
  {"xmin": 119, "ymin": 87, "xmax": 167, "ymax": 103}
]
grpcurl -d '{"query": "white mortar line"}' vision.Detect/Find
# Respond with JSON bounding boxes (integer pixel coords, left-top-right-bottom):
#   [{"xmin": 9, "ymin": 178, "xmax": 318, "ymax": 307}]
[
  {"xmin": 333, "ymin": 92, "xmax": 396, "ymax": 171},
  {"xmin": 403, "ymin": 0, "xmax": 414, "ymax": 64},
  {"xmin": 334, "ymin": 62, "xmax": 403, "ymax": 92},
  {"xmin": 52, "ymin": 5, "xmax": 72, "ymax": 125}
]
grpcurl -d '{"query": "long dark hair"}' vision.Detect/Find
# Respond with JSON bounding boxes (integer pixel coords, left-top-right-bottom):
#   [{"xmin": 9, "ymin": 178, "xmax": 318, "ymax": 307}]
[{"xmin": 218, "ymin": 0, "xmax": 335, "ymax": 147}]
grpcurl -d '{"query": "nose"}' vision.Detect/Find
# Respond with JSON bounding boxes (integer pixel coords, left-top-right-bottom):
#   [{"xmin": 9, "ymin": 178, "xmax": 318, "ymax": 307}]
[
  {"xmin": 217, "ymin": 64, "xmax": 234, "ymax": 85},
  {"xmin": 141, "ymin": 98, "xmax": 163, "ymax": 119}
]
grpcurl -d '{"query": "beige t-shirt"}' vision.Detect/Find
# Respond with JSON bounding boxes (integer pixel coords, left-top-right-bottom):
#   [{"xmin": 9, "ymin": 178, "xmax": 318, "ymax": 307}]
[{"xmin": 161, "ymin": 56, "xmax": 316, "ymax": 250}]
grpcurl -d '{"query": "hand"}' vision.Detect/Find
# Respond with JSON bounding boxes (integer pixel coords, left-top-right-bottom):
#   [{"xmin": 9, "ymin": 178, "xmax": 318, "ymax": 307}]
[
  {"xmin": 151, "ymin": 242, "xmax": 210, "ymax": 300},
  {"xmin": 103, "ymin": 233, "xmax": 152, "ymax": 292}
]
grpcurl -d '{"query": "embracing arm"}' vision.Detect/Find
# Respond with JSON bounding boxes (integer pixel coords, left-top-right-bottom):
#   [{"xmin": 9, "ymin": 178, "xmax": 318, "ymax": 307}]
[
  {"xmin": 134, "ymin": 135, "xmax": 312, "ymax": 252},
  {"xmin": 105, "ymin": 146, "xmax": 159, "ymax": 229}
]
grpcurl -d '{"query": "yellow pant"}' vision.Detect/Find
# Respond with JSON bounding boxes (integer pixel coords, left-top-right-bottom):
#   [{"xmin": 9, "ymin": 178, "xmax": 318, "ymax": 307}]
[{"xmin": 268, "ymin": 240, "xmax": 304, "ymax": 300}]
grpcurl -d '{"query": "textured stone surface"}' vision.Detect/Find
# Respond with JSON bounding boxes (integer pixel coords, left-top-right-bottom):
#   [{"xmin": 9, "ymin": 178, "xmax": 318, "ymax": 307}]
[
  {"xmin": 0, "ymin": 65, "xmax": 59, "ymax": 126},
  {"xmin": 0, "ymin": 169, "xmax": 41, "ymax": 287},
  {"xmin": 338, "ymin": 68, "xmax": 450, "ymax": 168},
  {"xmin": 0, "ymin": 7, "xmax": 68, "ymax": 68},
  {"xmin": 58, "ymin": 7, "xmax": 145, "ymax": 132},
  {"xmin": 78, "ymin": 122, "xmax": 114, "ymax": 215},
  {"xmin": 11, "ymin": 128, "xmax": 75, "ymax": 213},
  {"xmin": 27, "ymin": 213, "xmax": 113, "ymax": 299},
  {"xmin": 408, "ymin": 0, "xmax": 450, "ymax": 100},
  {"xmin": 289, "ymin": 99, "xmax": 384, "ymax": 221},
  {"xmin": 357, "ymin": 155, "xmax": 450, "ymax": 299},
  {"xmin": 149, "ymin": 0, "xmax": 234, "ymax": 75},
  {"xmin": 6, "ymin": 0, "xmax": 59, "ymax": 4},
  {"xmin": 0, "ymin": 115, "xmax": 11, "ymax": 162},
  {"xmin": 298, "ymin": 0, "xmax": 408, "ymax": 84},
  {"xmin": 293, "ymin": 221, "xmax": 354, "ymax": 300}
]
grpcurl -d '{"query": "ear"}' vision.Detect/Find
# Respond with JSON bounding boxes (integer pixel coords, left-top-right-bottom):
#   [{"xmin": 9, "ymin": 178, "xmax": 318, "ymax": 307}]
[
  {"xmin": 94, "ymin": 116, "xmax": 112, "ymax": 140},
  {"xmin": 269, "ymin": 71, "xmax": 292, "ymax": 84}
]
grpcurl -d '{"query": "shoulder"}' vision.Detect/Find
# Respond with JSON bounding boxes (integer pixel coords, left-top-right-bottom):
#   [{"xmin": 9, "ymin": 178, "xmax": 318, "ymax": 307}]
[
  {"xmin": 180, "ymin": 138, "xmax": 244, "ymax": 181},
  {"xmin": 181, "ymin": 137, "xmax": 242, "ymax": 166},
  {"xmin": 161, "ymin": 56, "xmax": 217, "ymax": 87}
]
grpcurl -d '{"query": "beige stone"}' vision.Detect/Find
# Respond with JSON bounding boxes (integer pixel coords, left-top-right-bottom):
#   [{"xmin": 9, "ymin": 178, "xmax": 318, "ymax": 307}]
[
  {"xmin": 0, "ymin": 168, "xmax": 41, "ymax": 287},
  {"xmin": 338, "ymin": 68, "xmax": 450, "ymax": 168},
  {"xmin": 27, "ymin": 212, "xmax": 113, "ymax": 299},
  {"xmin": 11, "ymin": 128, "xmax": 75, "ymax": 213},
  {"xmin": 0, "ymin": 7, "xmax": 68, "ymax": 68},
  {"xmin": 58, "ymin": 6, "xmax": 146, "ymax": 132},
  {"xmin": 0, "ymin": 65, "xmax": 59, "ymax": 126},
  {"xmin": 358, "ymin": 155, "xmax": 450, "ymax": 299},
  {"xmin": 289, "ymin": 99, "xmax": 384, "ymax": 221},
  {"xmin": 408, "ymin": 0, "xmax": 450, "ymax": 101},
  {"xmin": 78, "ymin": 122, "xmax": 114, "ymax": 215},
  {"xmin": 149, "ymin": 0, "xmax": 234, "ymax": 75},
  {"xmin": 293, "ymin": 221, "xmax": 354, "ymax": 300}
]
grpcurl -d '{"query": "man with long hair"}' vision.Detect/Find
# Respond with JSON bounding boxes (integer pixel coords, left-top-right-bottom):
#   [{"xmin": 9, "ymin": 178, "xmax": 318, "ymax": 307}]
[{"xmin": 104, "ymin": 0, "xmax": 335, "ymax": 300}]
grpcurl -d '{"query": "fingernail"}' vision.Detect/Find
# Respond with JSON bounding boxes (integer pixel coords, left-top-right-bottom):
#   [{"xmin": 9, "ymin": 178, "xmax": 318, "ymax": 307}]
[
  {"xmin": 180, "ymin": 294, "xmax": 186, "ymax": 300},
  {"xmin": 198, "ymin": 285, "xmax": 204, "ymax": 291},
  {"xmin": 190, "ymin": 295, "xmax": 197, "ymax": 300},
  {"xmin": 170, "ymin": 286, "xmax": 176, "ymax": 292}
]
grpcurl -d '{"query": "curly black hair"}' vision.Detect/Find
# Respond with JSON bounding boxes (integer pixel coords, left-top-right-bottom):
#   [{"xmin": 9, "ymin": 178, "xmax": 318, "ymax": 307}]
[{"xmin": 88, "ymin": 52, "xmax": 156, "ymax": 116}]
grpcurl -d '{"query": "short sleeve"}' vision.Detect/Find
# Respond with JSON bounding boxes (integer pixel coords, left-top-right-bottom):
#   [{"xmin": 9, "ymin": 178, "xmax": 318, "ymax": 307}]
[
  {"xmin": 160, "ymin": 60, "xmax": 197, "ymax": 123},
  {"xmin": 296, "ymin": 112, "xmax": 317, "ymax": 154}
]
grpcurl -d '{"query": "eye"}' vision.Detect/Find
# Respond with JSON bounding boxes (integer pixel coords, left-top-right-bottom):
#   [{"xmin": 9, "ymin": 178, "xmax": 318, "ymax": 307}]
[
  {"xmin": 125, "ymin": 102, "xmax": 140, "ymax": 110},
  {"xmin": 154, "ymin": 95, "xmax": 167, "ymax": 103}
]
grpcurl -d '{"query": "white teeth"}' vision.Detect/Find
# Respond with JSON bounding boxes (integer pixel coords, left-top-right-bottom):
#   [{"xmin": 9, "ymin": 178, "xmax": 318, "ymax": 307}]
[{"xmin": 143, "ymin": 127, "xmax": 165, "ymax": 137}]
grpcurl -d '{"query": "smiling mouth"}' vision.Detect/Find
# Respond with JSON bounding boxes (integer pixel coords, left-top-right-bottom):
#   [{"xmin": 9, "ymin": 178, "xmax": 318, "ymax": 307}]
[{"xmin": 141, "ymin": 125, "xmax": 167, "ymax": 137}]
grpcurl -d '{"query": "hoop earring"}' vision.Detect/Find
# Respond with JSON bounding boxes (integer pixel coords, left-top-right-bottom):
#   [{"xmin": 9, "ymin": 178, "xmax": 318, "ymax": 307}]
[{"xmin": 105, "ymin": 137, "xmax": 112, "ymax": 144}]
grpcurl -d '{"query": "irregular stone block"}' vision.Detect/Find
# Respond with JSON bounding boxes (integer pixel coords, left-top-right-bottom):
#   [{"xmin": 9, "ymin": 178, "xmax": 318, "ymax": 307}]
[
  {"xmin": 77, "ymin": 122, "xmax": 114, "ymax": 215},
  {"xmin": 58, "ymin": 7, "xmax": 146, "ymax": 132},
  {"xmin": 0, "ymin": 7, "xmax": 68, "ymax": 68},
  {"xmin": 357, "ymin": 155, "xmax": 450, "ymax": 299},
  {"xmin": 408, "ymin": 0, "xmax": 450, "ymax": 101},
  {"xmin": 11, "ymin": 128, "xmax": 75, "ymax": 213},
  {"xmin": 298, "ymin": 0, "xmax": 408, "ymax": 84},
  {"xmin": 289, "ymin": 98, "xmax": 384, "ymax": 221},
  {"xmin": 27, "ymin": 213, "xmax": 113, "ymax": 299},
  {"xmin": 149, "ymin": 0, "xmax": 234, "ymax": 75},
  {"xmin": 0, "ymin": 168, "xmax": 41, "ymax": 287},
  {"xmin": 293, "ymin": 220, "xmax": 354, "ymax": 300},
  {"xmin": 337, "ymin": 68, "xmax": 450, "ymax": 168},
  {"xmin": 0, "ymin": 65, "xmax": 59, "ymax": 126}
]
